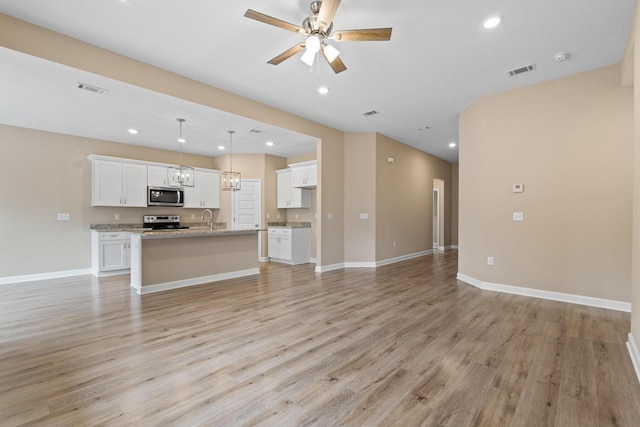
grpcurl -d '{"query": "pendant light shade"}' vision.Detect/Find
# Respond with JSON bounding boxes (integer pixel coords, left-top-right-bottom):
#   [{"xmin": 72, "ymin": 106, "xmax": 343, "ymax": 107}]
[
  {"xmin": 222, "ymin": 130, "xmax": 241, "ymax": 191},
  {"xmin": 168, "ymin": 118, "xmax": 195, "ymax": 187}
]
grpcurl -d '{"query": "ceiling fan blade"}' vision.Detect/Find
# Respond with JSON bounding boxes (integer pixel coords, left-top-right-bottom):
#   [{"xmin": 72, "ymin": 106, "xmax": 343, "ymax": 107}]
[
  {"xmin": 267, "ymin": 43, "xmax": 306, "ymax": 65},
  {"xmin": 316, "ymin": 0, "xmax": 341, "ymax": 32},
  {"xmin": 244, "ymin": 9, "xmax": 306, "ymax": 34},
  {"xmin": 333, "ymin": 28, "xmax": 393, "ymax": 42},
  {"xmin": 321, "ymin": 50, "xmax": 347, "ymax": 74}
]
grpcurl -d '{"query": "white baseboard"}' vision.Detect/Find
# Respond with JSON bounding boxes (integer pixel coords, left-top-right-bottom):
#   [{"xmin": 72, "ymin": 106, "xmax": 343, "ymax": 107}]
[
  {"xmin": 456, "ymin": 273, "xmax": 631, "ymax": 312},
  {"xmin": 0, "ymin": 268, "xmax": 92, "ymax": 285},
  {"xmin": 447, "ymin": 245, "xmax": 459, "ymax": 250},
  {"xmin": 259, "ymin": 257, "xmax": 269, "ymax": 263},
  {"xmin": 132, "ymin": 268, "xmax": 260, "ymax": 295},
  {"xmin": 344, "ymin": 262, "xmax": 377, "ymax": 268},
  {"xmin": 310, "ymin": 258, "xmax": 317, "ymax": 264},
  {"xmin": 627, "ymin": 333, "xmax": 640, "ymax": 385},
  {"xmin": 315, "ymin": 263, "xmax": 345, "ymax": 273},
  {"xmin": 376, "ymin": 250, "xmax": 433, "ymax": 267}
]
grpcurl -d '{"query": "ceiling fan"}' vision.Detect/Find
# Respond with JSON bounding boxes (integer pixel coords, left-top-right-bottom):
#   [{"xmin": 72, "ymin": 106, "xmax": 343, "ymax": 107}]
[{"xmin": 244, "ymin": 0, "xmax": 392, "ymax": 74}]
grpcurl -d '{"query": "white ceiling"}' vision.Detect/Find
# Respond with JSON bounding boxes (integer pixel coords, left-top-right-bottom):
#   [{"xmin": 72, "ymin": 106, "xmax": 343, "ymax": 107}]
[{"xmin": 0, "ymin": 0, "xmax": 635, "ymax": 163}]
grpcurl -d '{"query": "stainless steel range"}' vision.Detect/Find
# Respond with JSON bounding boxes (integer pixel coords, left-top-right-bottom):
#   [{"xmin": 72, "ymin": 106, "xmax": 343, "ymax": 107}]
[{"xmin": 143, "ymin": 215, "xmax": 189, "ymax": 230}]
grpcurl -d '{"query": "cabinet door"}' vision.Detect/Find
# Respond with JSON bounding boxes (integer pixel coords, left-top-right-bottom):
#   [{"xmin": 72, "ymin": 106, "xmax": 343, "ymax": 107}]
[
  {"xmin": 306, "ymin": 164, "xmax": 317, "ymax": 187},
  {"xmin": 279, "ymin": 234, "xmax": 292, "ymax": 260},
  {"xmin": 202, "ymin": 170, "xmax": 220, "ymax": 209},
  {"xmin": 268, "ymin": 233, "xmax": 280, "ymax": 259},
  {"xmin": 277, "ymin": 170, "xmax": 292, "ymax": 208},
  {"xmin": 122, "ymin": 163, "xmax": 148, "ymax": 207},
  {"xmin": 148, "ymin": 165, "xmax": 169, "ymax": 187},
  {"xmin": 100, "ymin": 240, "xmax": 128, "ymax": 271},
  {"xmin": 292, "ymin": 167, "xmax": 307, "ymax": 188},
  {"xmin": 92, "ymin": 160, "xmax": 123, "ymax": 206}
]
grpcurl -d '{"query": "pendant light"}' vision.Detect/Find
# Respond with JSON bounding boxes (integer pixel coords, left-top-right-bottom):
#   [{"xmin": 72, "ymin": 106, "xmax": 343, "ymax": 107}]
[
  {"xmin": 222, "ymin": 130, "xmax": 241, "ymax": 191},
  {"xmin": 167, "ymin": 118, "xmax": 195, "ymax": 187}
]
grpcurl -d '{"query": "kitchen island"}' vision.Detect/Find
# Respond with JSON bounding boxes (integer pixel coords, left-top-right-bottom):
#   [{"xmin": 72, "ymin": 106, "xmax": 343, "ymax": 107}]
[{"xmin": 129, "ymin": 228, "xmax": 260, "ymax": 295}]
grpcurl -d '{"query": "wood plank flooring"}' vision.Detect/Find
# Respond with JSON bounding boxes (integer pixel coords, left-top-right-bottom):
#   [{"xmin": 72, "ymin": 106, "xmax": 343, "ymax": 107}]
[{"xmin": 1, "ymin": 250, "xmax": 639, "ymax": 426}]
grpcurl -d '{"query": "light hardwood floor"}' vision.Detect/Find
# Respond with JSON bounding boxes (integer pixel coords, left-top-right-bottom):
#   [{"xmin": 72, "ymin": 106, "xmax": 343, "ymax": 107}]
[{"xmin": 1, "ymin": 250, "xmax": 639, "ymax": 426}]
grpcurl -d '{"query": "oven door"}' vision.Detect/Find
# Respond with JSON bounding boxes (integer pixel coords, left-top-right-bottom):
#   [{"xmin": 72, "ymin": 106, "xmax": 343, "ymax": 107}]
[{"xmin": 147, "ymin": 187, "xmax": 184, "ymax": 207}]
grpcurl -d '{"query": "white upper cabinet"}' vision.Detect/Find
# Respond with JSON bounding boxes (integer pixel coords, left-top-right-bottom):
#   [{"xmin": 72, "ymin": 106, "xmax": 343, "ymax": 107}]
[
  {"xmin": 147, "ymin": 165, "xmax": 183, "ymax": 188},
  {"xmin": 91, "ymin": 159, "xmax": 147, "ymax": 207},
  {"xmin": 184, "ymin": 169, "xmax": 220, "ymax": 208},
  {"xmin": 291, "ymin": 161, "xmax": 317, "ymax": 188},
  {"xmin": 277, "ymin": 169, "xmax": 311, "ymax": 208}
]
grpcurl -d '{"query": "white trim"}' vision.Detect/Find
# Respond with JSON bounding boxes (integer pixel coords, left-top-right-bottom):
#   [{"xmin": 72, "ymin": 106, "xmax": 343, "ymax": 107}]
[
  {"xmin": 376, "ymin": 250, "xmax": 433, "ymax": 267},
  {"xmin": 0, "ymin": 268, "xmax": 92, "ymax": 285},
  {"xmin": 456, "ymin": 273, "xmax": 631, "ymax": 312},
  {"xmin": 315, "ymin": 263, "xmax": 345, "ymax": 273},
  {"xmin": 132, "ymin": 268, "xmax": 260, "ymax": 295},
  {"xmin": 450, "ymin": 245, "xmax": 459, "ymax": 249},
  {"xmin": 310, "ymin": 257, "xmax": 317, "ymax": 264},
  {"xmin": 627, "ymin": 333, "xmax": 640, "ymax": 384},
  {"xmin": 344, "ymin": 262, "xmax": 377, "ymax": 268},
  {"xmin": 259, "ymin": 257, "xmax": 269, "ymax": 263},
  {"xmin": 93, "ymin": 269, "xmax": 130, "ymax": 278}
]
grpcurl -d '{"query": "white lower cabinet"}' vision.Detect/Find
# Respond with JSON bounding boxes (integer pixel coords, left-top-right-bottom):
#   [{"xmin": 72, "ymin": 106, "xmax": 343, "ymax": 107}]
[
  {"xmin": 268, "ymin": 227, "xmax": 310, "ymax": 265},
  {"xmin": 91, "ymin": 231, "xmax": 131, "ymax": 276}
]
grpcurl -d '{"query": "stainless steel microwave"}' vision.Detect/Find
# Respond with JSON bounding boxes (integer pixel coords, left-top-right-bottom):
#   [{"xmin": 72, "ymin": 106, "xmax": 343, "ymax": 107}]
[{"xmin": 147, "ymin": 187, "xmax": 184, "ymax": 207}]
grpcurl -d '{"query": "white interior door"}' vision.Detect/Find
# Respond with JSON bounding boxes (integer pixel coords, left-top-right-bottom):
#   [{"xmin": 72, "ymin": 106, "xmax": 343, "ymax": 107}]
[{"xmin": 232, "ymin": 179, "xmax": 261, "ymax": 230}]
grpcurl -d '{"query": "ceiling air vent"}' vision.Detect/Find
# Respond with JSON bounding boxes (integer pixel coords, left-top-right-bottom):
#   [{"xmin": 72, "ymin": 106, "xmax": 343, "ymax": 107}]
[
  {"xmin": 77, "ymin": 82, "xmax": 109, "ymax": 95},
  {"xmin": 508, "ymin": 64, "xmax": 536, "ymax": 77},
  {"xmin": 362, "ymin": 110, "xmax": 379, "ymax": 117}
]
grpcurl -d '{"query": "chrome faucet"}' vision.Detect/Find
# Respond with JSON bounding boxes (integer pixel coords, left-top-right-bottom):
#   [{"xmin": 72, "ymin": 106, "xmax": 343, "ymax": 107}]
[{"xmin": 201, "ymin": 209, "xmax": 214, "ymax": 230}]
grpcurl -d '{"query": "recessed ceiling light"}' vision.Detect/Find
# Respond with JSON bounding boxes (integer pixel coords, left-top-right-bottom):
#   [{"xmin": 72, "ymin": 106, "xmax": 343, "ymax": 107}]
[
  {"xmin": 266, "ymin": 141, "xmax": 274, "ymax": 146},
  {"xmin": 127, "ymin": 128, "xmax": 138, "ymax": 135},
  {"xmin": 318, "ymin": 86, "xmax": 330, "ymax": 95},
  {"xmin": 178, "ymin": 137, "xmax": 186, "ymax": 143},
  {"xmin": 483, "ymin": 15, "xmax": 502, "ymax": 29},
  {"xmin": 218, "ymin": 145, "xmax": 225, "ymax": 150},
  {"xmin": 553, "ymin": 52, "xmax": 570, "ymax": 61},
  {"xmin": 418, "ymin": 126, "xmax": 431, "ymax": 131},
  {"xmin": 449, "ymin": 142, "xmax": 457, "ymax": 148}
]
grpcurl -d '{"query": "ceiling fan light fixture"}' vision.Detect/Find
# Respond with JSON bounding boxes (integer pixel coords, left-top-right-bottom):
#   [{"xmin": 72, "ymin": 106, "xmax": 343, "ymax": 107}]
[
  {"xmin": 305, "ymin": 34, "xmax": 321, "ymax": 53},
  {"xmin": 323, "ymin": 43, "xmax": 340, "ymax": 63},
  {"xmin": 301, "ymin": 48, "xmax": 316, "ymax": 66}
]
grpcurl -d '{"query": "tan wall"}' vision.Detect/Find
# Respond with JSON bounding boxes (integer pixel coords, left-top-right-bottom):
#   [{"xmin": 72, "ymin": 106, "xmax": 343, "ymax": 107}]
[
  {"xmin": 0, "ymin": 13, "xmax": 345, "ymax": 270},
  {"xmin": 375, "ymin": 134, "xmax": 453, "ymax": 262},
  {"xmin": 451, "ymin": 163, "xmax": 459, "ymax": 246},
  {"xmin": 344, "ymin": 133, "xmax": 377, "ymax": 262},
  {"xmin": 625, "ymin": 5, "xmax": 640, "ymax": 341},
  {"xmin": 459, "ymin": 65, "xmax": 633, "ymax": 302}
]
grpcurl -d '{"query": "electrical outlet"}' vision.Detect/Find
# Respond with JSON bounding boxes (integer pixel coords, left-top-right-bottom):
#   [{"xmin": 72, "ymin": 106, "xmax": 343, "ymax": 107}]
[
  {"xmin": 487, "ymin": 256, "xmax": 494, "ymax": 266},
  {"xmin": 190, "ymin": 214, "xmax": 195, "ymax": 219},
  {"xmin": 393, "ymin": 241, "xmax": 397, "ymax": 247},
  {"xmin": 114, "ymin": 213, "xmax": 120, "ymax": 221},
  {"xmin": 295, "ymin": 213, "xmax": 299, "ymax": 219},
  {"xmin": 277, "ymin": 213, "xmax": 281, "ymax": 219},
  {"xmin": 266, "ymin": 213, "xmax": 271, "ymax": 219}
]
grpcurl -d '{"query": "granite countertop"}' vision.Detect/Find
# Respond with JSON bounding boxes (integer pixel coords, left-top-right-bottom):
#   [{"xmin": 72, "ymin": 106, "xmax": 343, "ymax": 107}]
[
  {"xmin": 133, "ymin": 228, "xmax": 262, "ymax": 240},
  {"xmin": 90, "ymin": 222, "xmax": 263, "ymax": 239},
  {"xmin": 90, "ymin": 222, "xmax": 227, "ymax": 231},
  {"xmin": 267, "ymin": 222, "xmax": 312, "ymax": 229}
]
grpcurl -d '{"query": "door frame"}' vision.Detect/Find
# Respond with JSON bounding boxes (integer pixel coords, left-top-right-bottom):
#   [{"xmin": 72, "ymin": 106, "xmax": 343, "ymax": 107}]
[
  {"xmin": 231, "ymin": 179, "xmax": 263, "ymax": 259},
  {"xmin": 433, "ymin": 188, "xmax": 440, "ymax": 249}
]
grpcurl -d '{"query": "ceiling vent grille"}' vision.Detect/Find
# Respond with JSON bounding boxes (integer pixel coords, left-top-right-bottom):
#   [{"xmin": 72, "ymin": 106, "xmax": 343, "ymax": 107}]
[
  {"xmin": 508, "ymin": 64, "xmax": 536, "ymax": 77},
  {"xmin": 77, "ymin": 82, "xmax": 109, "ymax": 95},
  {"xmin": 362, "ymin": 110, "xmax": 379, "ymax": 117}
]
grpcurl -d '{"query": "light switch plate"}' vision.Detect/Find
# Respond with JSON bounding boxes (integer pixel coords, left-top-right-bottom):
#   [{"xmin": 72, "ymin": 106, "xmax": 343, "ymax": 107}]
[
  {"xmin": 513, "ymin": 184, "xmax": 524, "ymax": 193},
  {"xmin": 360, "ymin": 213, "xmax": 369, "ymax": 220},
  {"xmin": 57, "ymin": 213, "xmax": 70, "ymax": 221},
  {"xmin": 513, "ymin": 212, "xmax": 524, "ymax": 221}
]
